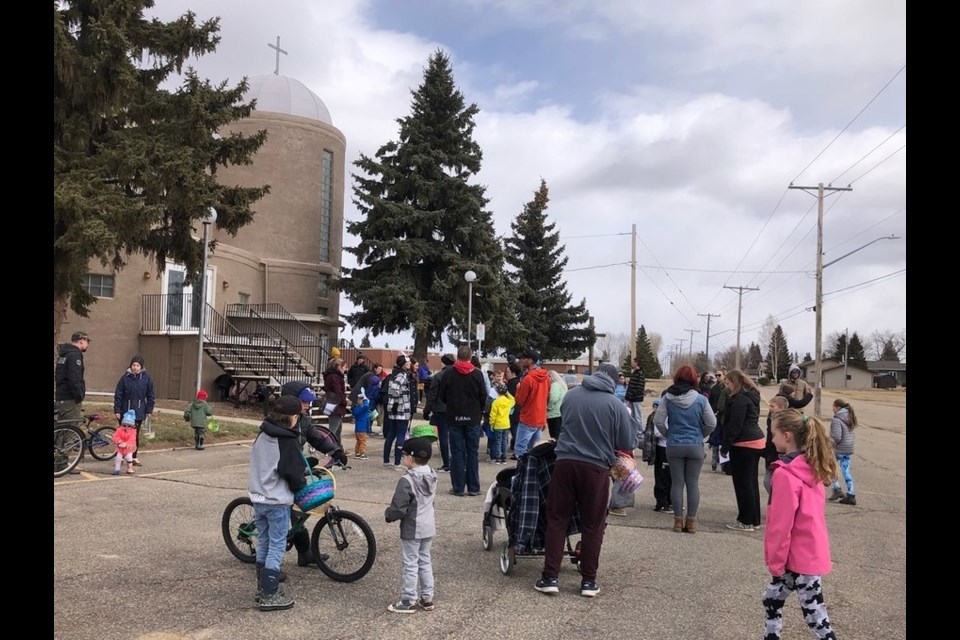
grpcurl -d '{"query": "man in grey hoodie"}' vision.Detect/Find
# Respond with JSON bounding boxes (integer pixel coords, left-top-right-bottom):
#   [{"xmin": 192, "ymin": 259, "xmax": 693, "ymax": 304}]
[{"xmin": 535, "ymin": 363, "xmax": 636, "ymax": 599}]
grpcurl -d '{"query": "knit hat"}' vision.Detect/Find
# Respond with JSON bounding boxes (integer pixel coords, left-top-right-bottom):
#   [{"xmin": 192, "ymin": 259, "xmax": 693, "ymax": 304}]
[
  {"xmin": 401, "ymin": 437, "xmax": 433, "ymax": 461},
  {"xmin": 597, "ymin": 363, "xmax": 620, "ymax": 382},
  {"xmin": 440, "ymin": 353, "xmax": 455, "ymax": 366},
  {"xmin": 493, "ymin": 382, "xmax": 508, "ymax": 396},
  {"xmin": 330, "ymin": 347, "xmax": 341, "ymax": 358},
  {"xmin": 130, "ymin": 355, "xmax": 145, "ymax": 368},
  {"xmin": 396, "ymin": 354, "xmax": 409, "ymax": 368},
  {"xmin": 197, "ymin": 390, "xmax": 208, "ymax": 400},
  {"xmin": 519, "ymin": 348, "xmax": 540, "ymax": 362},
  {"xmin": 410, "ymin": 424, "xmax": 439, "ymax": 442},
  {"xmin": 121, "ymin": 410, "xmax": 137, "ymax": 426},
  {"xmin": 275, "ymin": 395, "xmax": 303, "ymax": 416}
]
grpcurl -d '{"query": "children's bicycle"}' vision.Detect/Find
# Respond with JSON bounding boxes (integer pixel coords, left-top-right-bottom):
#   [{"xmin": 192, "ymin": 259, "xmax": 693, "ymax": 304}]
[
  {"xmin": 221, "ymin": 465, "xmax": 377, "ymax": 583},
  {"xmin": 54, "ymin": 412, "xmax": 118, "ymax": 477}
]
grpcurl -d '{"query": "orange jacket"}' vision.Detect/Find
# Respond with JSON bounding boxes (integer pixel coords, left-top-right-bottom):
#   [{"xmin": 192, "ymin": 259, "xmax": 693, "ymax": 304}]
[{"xmin": 516, "ymin": 368, "xmax": 550, "ymax": 427}]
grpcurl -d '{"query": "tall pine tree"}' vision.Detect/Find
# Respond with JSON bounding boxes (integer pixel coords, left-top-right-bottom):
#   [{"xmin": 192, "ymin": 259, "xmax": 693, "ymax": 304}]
[
  {"xmin": 337, "ymin": 50, "xmax": 520, "ymax": 361},
  {"xmin": 765, "ymin": 326, "xmax": 790, "ymax": 380},
  {"xmin": 847, "ymin": 332, "xmax": 868, "ymax": 368},
  {"xmin": 831, "ymin": 333, "xmax": 849, "ymax": 361},
  {"xmin": 54, "ymin": 0, "xmax": 268, "ymax": 350},
  {"xmin": 634, "ymin": 326, "xmax": 662, "ymax": 379},
  {"xmin": 502, "ymin": 179, "xmax": 593, "ymax": 360}
]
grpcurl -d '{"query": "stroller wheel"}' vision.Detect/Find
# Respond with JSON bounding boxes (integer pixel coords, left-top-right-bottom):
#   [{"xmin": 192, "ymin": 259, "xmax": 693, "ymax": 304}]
[
  {"xmin": 499, "ymin": 542, "xmax": 516, "ymax": 575},
  {"xmin": 482, "ymin": 524, "xmax": 493, "ymax": 551}
]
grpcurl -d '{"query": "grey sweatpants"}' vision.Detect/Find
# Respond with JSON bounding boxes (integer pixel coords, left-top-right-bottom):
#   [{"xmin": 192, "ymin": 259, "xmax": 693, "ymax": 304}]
[
  {"xmin": 666, "ymin": 445, "xmax": 706, "ymax": 518},
  {"xmin": 399, "ymin": 537, "xmax": 434, "ymax": 603}
]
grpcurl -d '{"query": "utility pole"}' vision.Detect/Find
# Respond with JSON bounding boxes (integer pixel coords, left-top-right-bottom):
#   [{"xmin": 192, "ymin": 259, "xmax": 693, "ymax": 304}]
[
  {"xmin": 587, "ymin": 316, "xmax": 606, "ymax": 374},
  {"xmin": 723, "ymin": 285, "xmax": 759, "ymax": 370},
  {"xmin": 684, "ymin": 329, "xmax": 700, "ymax": 358},
  {"xmin": 843, "ymin": 327, "xmax": 849, "ymax": 389},
  {"xmin": 789, "ymin": 182, "xmax": 853, "ymax": 417},
  {"xmin": 698, "ymin": 313, "xmax": 720, "ymax": 366},
  {"xmin": 630, "ymin": 223, "xmax": 637, "ymax": 363}
]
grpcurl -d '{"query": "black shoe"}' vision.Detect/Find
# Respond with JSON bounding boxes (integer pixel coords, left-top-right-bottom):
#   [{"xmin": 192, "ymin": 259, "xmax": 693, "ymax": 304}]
[
  {"xmin": 534, "ymin": 576, "xmax": 559, "ymax": 594},
  {"xmin": 438, "ymin": 466, "xmax": 450, "ymax": 473},
  {"xmin": 509, "ymin": 455, "xmax": 518, "ymax": 461},
  {"xmin": 580, "ymin": 580, "xmax": 601, "ymax": 597},
  {"xmin": 448, "ymin": 489, "xmax": 464, "ymax": 497},
  {"xmin": 297, "ymin": 552, "xmax": 316, "ymax": 567},
  {"xmin": 653, "ymin": 504, "xmax": 665, "ymax": 512},
  {"xmin": 467, "ymin": 491, "xmax": 481, "ymax": 496},
  {"xmin": 838, "ymin": 494, "xmax": 857, "ymax": 506}
]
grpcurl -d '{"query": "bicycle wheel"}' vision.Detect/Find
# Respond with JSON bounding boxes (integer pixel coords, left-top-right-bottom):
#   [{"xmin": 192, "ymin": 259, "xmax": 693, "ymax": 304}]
[
  {"xmin": 54, "ymin": 425, "xmax": 84, "ymax": 478},
  {"xmin": 88, "ymin": 426, "xmax": 117, "ymax": 461},
  {"xmin": 221, "ymin": 497, "xmax": 258, "ymax": 564},
  {"xmin": 311, "ymin": 507, "xmax": 377, "ymax": 582}
]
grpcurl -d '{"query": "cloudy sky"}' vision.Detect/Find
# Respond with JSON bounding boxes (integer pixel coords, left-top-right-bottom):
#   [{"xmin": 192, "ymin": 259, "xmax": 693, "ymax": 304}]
[{"xmin": 148, "ymin": 0, "xmax": 906, "ymax": 367}]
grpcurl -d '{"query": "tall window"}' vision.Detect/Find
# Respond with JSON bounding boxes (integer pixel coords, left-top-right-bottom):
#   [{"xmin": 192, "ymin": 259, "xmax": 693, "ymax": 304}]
[
  {"xmin": 319, "ymin": 149, "xmax": 333, "ymax": 263},
  {"xmin": 318, "ymin": 273, "xmax": 330, "ymax": 299},
  {"xmin": 83, "ymin": 274, "xmax": 114, "ymax": 298}
]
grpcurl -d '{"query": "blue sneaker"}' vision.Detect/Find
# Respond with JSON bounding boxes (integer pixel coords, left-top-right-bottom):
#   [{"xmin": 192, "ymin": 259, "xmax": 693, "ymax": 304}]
[
  {"xmin": 580, "ymin": 580, "xmax": 601, "ymax": 597},
  {"xmin": 534, "ymin": 576, "xmax": 559, "ymax": 594},
  {"xmin": 388, "ymin": 600, "xmax": 417, "ymax": 614}
]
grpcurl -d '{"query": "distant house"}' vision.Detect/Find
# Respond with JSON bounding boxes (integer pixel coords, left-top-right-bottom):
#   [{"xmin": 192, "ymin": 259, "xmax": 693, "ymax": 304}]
[
  {"xmin": 867, "ymin": 360, "xmax": 906, "ymax": 388},
  {"xmin": 797, "ymin": 358, "xmax": 874, "ymax": 391}
]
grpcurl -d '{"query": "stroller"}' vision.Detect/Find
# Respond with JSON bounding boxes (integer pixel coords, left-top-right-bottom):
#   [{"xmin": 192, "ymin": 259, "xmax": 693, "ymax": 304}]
[{"xmin": 480, "ymin": 440, "xmax": 582, "ymax": 575}]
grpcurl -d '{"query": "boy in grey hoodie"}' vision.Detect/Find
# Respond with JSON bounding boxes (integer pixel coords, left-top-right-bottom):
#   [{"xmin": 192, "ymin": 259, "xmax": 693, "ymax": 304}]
[{"xmin": 385, "ymin": 437, "xmax": 438, "ymax": 614}]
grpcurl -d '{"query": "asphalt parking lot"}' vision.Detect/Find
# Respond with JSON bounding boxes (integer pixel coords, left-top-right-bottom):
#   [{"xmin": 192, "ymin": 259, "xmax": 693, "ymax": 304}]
[{"xmin": 54, "ymin": 387, "xmax": 906, "ymax": 640}]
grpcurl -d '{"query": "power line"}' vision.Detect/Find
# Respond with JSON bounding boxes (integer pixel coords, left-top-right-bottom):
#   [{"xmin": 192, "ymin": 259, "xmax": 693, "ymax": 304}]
[
  {"xmin": 829, "ymin": 123, "xmax": 906, "ymax": 185},
  {"xmin": 848, "ymin": 144, "xmax": 906, "ymax": 186}
]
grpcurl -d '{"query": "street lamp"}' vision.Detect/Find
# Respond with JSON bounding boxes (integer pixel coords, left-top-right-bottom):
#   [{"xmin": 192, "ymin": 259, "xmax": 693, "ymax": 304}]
[
  {"xmin": 196, "ymin": 207, "xmax": 217, "ymax": 396},
  {"xmin": 464, "ymin": 270, "xmax": 477, "ymax": 349},
  {"xmin": 813, "ymin": 234, "xmax": 900, "ymax": 415}
]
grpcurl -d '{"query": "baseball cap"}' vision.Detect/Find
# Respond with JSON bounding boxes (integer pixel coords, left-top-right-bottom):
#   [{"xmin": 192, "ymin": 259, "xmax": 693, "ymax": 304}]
[
  {"xmin": 298, "ymin": 387, "xmax": 318, "ymax": 403},
  {"xmin": 401, "ymin": 437, "xmax": 433, "ymax": 461}
]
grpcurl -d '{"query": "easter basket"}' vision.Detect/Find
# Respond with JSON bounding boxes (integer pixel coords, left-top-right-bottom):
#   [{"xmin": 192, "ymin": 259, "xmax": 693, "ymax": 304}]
[{"xmin": 293, "ymin": 452, "xmax": 336, "ymax": 512}]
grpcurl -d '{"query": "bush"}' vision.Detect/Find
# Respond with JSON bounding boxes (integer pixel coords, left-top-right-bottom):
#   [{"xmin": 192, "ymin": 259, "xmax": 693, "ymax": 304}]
[{"xmin": 758, "ymin": 376, "xmax": 771, "ymax": 386}]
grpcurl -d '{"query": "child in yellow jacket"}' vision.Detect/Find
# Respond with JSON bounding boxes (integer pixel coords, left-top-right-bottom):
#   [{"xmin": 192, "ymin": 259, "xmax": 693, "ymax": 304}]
[{"xmin": 488, "ymin": 383, "xmax": 515, "ymax": 464}]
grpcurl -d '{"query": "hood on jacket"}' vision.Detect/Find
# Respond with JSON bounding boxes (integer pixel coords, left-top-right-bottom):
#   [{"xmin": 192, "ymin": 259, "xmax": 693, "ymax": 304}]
[
  {"xmin": 405, "ymin": 464, "xmax": 438, "ymax": 497},
  {"xmin": 738, "ymin": 387, "xmax": 762, "ymax": 406},
  {"xmin": 663, "ymin": 387, "xmax": 702, "ymax": 408},
  {"xmin": 789, "ymin": 364, "xmax": 801, "ymax": 378},
  {"xmin": 581, "ymin": 370, "xmax": 615, "ymax": 393},
  {"xmin": 259, "ymin": 417, "xmax": 300, "ymax": 440},
  {"xmin": 834, "ymin": 407, "xmax": 850, "ymax": 424},
  {"xmin": 58, "ymin": 342, "xmax": 81, "ymax": 357},
  {"xmin": 453, "ymin": 360, "xmax": 475, "ymax": 375},
  {"xmin": 524, "ymin": 367, "xmax": 550, "ymax": 384},
  {"xmin": 771, "ymin": 452, "xmax": 818, "ymax": 488}
]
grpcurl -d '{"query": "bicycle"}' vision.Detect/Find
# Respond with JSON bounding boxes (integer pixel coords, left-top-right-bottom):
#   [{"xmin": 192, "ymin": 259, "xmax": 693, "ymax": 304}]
[
  {"xmin": 54, "ymin": 412, "xmax": 118, "ymax": 478},
  {"xmin": 221, "ymin": 463, "xmax": 377, "ymax": 583}
]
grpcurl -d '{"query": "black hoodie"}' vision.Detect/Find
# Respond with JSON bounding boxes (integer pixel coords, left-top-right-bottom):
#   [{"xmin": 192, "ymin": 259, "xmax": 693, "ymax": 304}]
[{"xmin": 722, "ymin": 387, "xmax": 764, "ymax": 450}]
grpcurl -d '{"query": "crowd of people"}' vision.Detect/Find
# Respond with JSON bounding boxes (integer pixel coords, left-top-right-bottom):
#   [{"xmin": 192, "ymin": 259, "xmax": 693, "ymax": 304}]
[{"xmin": 55, "ymin": 335, "xmax": 859, "ymax": 635}]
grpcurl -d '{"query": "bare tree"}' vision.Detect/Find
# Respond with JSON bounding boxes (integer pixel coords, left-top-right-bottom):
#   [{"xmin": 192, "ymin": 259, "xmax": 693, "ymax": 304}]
[
  {"xmin": 596, "ymin": 331, "xmax": 630, "ymax": 366},
  {"xmin": 868, "ymin": 329, "xmax": 906, "ymax": 361},
  {"xmin": 648, "ymin": 331, "xmax": 663, "ymax": 363},
  {"xmin": 757, "ymin": 314, "xmax": 777, "ymax": 359}
]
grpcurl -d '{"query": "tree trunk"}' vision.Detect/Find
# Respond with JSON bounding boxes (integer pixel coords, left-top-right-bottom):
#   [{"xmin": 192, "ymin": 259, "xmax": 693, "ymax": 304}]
[{"xmin": 413, "ymin": 332, "xmax": 432, "ymax": 365}]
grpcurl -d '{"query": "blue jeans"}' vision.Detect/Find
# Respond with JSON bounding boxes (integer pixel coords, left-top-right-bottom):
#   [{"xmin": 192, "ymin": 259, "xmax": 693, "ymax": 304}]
[
  {"xmin": 449, "ymin": 424, "xmax": 481, "ymax": 494},
  {"xmin": 383, "ymin": 418, "xmax": 409, "ymax": 465},
  {"xmin": 254, "ymin": 503, "xmax": 290, "ymax": 572},
  {"xmin": 832, "ymin": 454, "xmax": 855, "ymax": 495},
  {"xmin": 491, "ymin": 429, "xmax": 509, "ymax": 460},
  {"xmin": 627, "ymin": 402, "xmax": 644, "ymax": 447},
  {"xmin": 514, "ymin": 422, "xmax": 542, "ymax": 458},
  {"xmin": 430, "ymin": 412, "xmax": 450, "ymax": 468}
]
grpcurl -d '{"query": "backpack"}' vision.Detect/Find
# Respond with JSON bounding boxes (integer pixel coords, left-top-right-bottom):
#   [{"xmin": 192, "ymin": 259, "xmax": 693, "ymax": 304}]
[{"xmin": 640, "ymin": 422, "xmax": 656, "ymax": 466}]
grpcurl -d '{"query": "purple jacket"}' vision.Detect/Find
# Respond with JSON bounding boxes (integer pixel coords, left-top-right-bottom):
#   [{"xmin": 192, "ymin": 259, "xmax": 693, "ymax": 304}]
[{"xmin": 764, "ymin": 454, "xmax": 832, "ymax": 577}]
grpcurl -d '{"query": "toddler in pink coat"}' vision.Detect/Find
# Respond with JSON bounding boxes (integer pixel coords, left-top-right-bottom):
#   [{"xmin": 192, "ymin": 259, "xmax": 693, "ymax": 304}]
[
  {"xmin": 763, "ymin": 409, "xmax": 841, "ymax": 640},
  {"xmin": 113, "ymin": 410, "xmax": 138, "ymax": 475}
]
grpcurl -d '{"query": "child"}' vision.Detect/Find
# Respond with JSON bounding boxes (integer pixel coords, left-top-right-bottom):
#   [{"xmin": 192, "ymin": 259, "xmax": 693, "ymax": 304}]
[
  {"xmin": 248, "ymin": 395, "xmax": 306, "ymax": 612},
  {"xmin": 763, "ymin": 395, "xmax": 791, "ymax": 503},
  {"xmin": 488, "ymin": 382, "xmax": 514, "ymax": 464},
  {"xmin": 385, "ymin": 437, "xmax": 437, "ymax": 614},
  {"xmin": 764, "ymin": 409, "xmax": 840, "ymax": 640},
  {"xmin": 828, "ymin": 399, "xmax": 858, "ymax": 505},
  {"xmin": 352, "ymin": 391, "xmax": 372, "ymax": 459},
  {"xmin": 112, "ymin": 410, "xmax": 138, "ymax": 475},
  {"xmin": 183, "ymin": 390, "xmax": 213, "ymax": 450},
  {"xmin": 649, "ymin": 399, "xmax": 672, "ymax": 513},
  {"xmin": 614, "ymin": 373, "xmax": 628, "ymax": 404}
]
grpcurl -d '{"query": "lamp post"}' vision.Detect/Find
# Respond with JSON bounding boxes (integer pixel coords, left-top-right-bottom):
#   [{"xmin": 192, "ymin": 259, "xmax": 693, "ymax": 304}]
[
  {"xmin": 196, "ymin": 207, "xmax": 217, "ymax": 396},
  {"xmin": 813, "ymin": 234, "xmax": 900, "ymax": 415},
  {"xmin": 464, "ymin": 270, "xmax": 477, "ymax": 349}
]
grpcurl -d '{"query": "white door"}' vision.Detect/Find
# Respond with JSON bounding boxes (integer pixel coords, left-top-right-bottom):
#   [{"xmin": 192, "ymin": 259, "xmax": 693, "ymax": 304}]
[{"xmin": 162, "ymin": 265, "xmax": 213, "ymax": 332}]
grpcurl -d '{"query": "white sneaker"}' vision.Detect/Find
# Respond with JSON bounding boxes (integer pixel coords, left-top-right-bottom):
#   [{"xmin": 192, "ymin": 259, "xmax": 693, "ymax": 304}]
[{"xmin": 726, "ymin": 522, "xmax": 755, "ymax": 531}]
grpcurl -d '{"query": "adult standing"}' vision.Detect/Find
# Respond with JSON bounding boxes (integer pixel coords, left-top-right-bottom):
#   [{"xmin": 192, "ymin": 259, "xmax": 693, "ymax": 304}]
[
  {"xmin": 504, "ymin": 361, "xmax": 522, "ymax": 455},
  {"xmin": 112, "ymin": 355, "xmax": 156, "ymax": 466},
  {"xmin": 346, "ymin": 354, "xmax": 369, "ymax": 391},
  {"xmin": 624, "ymin": 358, "xmax": 646, "ymax": 432},
  {"xmin": 514, "ymin": 348, "xmax": 550, "ymax": 458},
  {"xmin": 545, "ymin": 369, "xmax": 567, "ymax": 440},
  {"xmin": 708, "ymin": 369, "xmax": 730, "ymax": 472},
  {"xmin": 721, "ymin": 369, "xmax": 765, "ymax": 531},
  {"xmin": 423, "ymin": 354, "xmax": 455, "ymax": 472},
  {"xmin": 322, "ymin": 357, "xmax": 348, "ymax": 443},
  {"xmin": 437, "ymin": 346, "xmax": 487, "ymax": 497},
  {"xmin": 787, "ymin": 364, "xmax": 812, "ymax": 406},
  {"xmin": 535, "ymin": 363, "xmax": 636, "ymax": 598},
  {"xmin": 653, "ymin": 364, "xmax": 716, "ymax": 533},
  {"xmin": 382, "ymin": 355, "xmax": 414, "ymax": 468},
  {"xmin": 55, "ymin": 331, "xmax": 90, "ymax": 422}
]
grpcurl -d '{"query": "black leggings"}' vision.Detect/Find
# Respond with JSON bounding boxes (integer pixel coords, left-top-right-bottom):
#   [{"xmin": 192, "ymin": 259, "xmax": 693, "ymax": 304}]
[{"xmin": 729, "ymin": 446, "xmax": 763, "ymax": 526}]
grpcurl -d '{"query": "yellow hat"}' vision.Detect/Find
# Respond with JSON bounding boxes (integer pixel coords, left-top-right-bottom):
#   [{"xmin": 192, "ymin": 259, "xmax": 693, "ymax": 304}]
[{"xmin": 330, "ymin": 347, "xmax": 341, "ymax": 357}]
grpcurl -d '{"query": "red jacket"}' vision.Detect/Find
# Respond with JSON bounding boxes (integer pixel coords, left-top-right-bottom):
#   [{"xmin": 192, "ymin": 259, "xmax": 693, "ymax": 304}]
[{"xmin": 516, "ymin": 368, "xmax": 550, "ymax": 428}]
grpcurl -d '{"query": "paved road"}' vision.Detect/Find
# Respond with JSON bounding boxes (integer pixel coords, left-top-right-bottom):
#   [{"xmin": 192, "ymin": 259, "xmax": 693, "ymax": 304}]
[{"xmin": 54, "ymin": 388, "xmax": 906, "ymax": 640}]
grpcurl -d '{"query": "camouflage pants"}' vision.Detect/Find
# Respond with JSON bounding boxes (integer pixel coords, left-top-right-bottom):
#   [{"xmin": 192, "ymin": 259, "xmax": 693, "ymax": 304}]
[{"xmin": 763, "ymin": 571, "xmax": 837, "ymax": 639}]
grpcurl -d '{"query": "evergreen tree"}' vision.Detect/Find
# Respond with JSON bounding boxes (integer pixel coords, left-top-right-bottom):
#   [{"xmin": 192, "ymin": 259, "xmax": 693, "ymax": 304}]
[
  {"xmin": 880, "ymin": 339, "xmax": 900, "ymax": 362},
  {"xmin": 337, "ymin": 50, "xmax": 520, "ymax": 362},
  {"xmin": 847, "ymin": 332, "xmax": 868, "ymax": 368},
  {"xmin": 502, "ymin": 179, "xmax": 593, "ymax": 359},
  {"xmin": 765, "ymin": 326, "xmax": 790, "ymax": 380},
  {"xmin": 360, "ymin": 332, "xmax": 372, "ymax": 349},
  {"xmin": 634, "ymin": 326, "xmax": 662, "ymax": 379},
  {"xmin": 54, "ymin": 0, "xmax": 268, "ymax": 348},
  {"xmin": 832, "ymin": 333, "xmax": 849, "ymax": 361},
  {"xmin": 746, "ymin": 342, "xmax": 764, "ymax": 371}
]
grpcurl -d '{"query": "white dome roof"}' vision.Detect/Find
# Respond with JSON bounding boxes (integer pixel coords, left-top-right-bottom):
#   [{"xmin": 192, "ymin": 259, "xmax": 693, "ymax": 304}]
[{"xmin": 244, "ymin": 74, "xmax": 332, "ymax": 125}]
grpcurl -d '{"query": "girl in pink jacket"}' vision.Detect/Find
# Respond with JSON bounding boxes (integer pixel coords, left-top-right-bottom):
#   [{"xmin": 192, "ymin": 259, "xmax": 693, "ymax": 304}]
[{"xmin": 763, "ymin": 409, "xmax": 840, "ymax": 640}]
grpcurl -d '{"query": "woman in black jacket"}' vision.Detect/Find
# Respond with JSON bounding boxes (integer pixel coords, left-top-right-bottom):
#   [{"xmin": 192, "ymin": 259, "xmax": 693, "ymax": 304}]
[{"xmin": 720, "ymin": 369, "xmax": 765, "ymax": 531}]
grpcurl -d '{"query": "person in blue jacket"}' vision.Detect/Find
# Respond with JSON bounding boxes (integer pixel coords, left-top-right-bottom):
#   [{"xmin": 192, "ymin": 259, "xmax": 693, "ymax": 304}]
[{"xmin": 113, "ymin": 355, "xmax": 155, "ymax": 467}]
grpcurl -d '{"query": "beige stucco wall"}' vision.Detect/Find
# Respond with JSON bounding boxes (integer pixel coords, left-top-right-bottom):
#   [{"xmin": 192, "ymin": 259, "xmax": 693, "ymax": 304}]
[{"xmin": 823, "ymin": 367, "xmax": 874, "ymax": 391}]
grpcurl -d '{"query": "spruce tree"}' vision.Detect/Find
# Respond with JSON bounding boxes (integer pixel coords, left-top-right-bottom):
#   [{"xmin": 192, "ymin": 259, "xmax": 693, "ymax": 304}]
[
  {"xmin": 502, "ymin": 179, "xmax": 593, "ymax": 360},
  {"xmin": 634, "ymin": 326, "xmax": 662, "ymax": 379},
  {"xmin": 746, "ymin": 343, "xmax": 764, "ymax": 371},
  {"xmin": 54, "ymin": 0, "xmax": 267, "ymax": 349},
  {"xmin": 360, "ymin": 333, "xmax": 372, "ymax": 349},
  {"xmin": 337, "ymin": 50, "xmax": 520, "ymax": 362},
  {"xmin": 847, "ymin": 332, "xmax": 868, "ymax": 368},
  {"xmin": 765, "ymin": 326, "xmax": 791, "ymax": 380},
  {"xmin": 880, "ymin": 340, "xmax": 900, "ymax": 362},
  {"xmin": 832, "ymin": 333, "xmax": 849, "ymax": 361}
]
